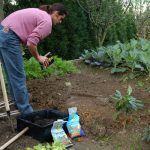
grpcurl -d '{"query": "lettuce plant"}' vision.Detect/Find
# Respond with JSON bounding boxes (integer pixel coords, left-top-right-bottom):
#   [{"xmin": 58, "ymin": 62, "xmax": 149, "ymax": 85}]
[{"xmin": 26, "ymin": 141, "xmax": 67, "ymax": 150}]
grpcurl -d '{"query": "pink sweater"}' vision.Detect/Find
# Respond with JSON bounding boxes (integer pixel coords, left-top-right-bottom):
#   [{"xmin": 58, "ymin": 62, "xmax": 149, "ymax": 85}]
[{"xmin": 1, "ymin": 8, "xmax": 52, "ymax": 45}]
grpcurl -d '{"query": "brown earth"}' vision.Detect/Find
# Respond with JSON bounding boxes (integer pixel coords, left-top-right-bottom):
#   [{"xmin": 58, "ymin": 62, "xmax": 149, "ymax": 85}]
[{"xmin": 0, "ymin": 61, "xmax": 150, "ymax": 150}]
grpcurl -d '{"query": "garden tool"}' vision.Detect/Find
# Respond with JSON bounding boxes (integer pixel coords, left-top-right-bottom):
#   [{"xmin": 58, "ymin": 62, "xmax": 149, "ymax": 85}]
[
  {"xmin": 40, "ymin": 51, "xmax": 54, "ymax": 69},
  {"xmin": 0, "ymin": 127, "xmax": 29, "ymax": 150},
  {"xmin": 0, "ymin": 61, "xmax": 19, "ymax": 132}
]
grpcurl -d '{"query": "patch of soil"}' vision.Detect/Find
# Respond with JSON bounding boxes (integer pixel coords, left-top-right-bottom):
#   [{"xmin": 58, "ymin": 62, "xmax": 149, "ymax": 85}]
[
  {"xmin": 0, "ymin": 61, "xmax": 150, "ymax": 149},
  {"xmin": 32, "ymin": 118, "xmax": 55, "ymax": 126}
]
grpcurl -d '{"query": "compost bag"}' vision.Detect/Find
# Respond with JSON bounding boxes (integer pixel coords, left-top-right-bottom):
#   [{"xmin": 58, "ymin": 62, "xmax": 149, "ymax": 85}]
[
  {"xmin": 67, "ymin": 107, "xmax": 85, "ymax": 138},
  {"xmin": 51, "ymin": 119, "xmax": 73, "ymax": 148}
]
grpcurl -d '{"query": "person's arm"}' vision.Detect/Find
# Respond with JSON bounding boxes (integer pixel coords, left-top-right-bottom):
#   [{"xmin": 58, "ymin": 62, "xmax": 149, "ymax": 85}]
[
  {"xmin": 27, "ymin": 43, "xmax": 49, "ymax": 68},
  {"xmin": 26, "ymin": 18, "xmax": 52, "ymax": 68}
]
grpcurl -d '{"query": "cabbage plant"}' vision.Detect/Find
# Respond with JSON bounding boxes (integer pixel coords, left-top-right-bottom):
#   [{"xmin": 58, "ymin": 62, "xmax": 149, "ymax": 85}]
[{"xmin": 112, "ymin": 85, "xmax": 144, "ymax": 114}]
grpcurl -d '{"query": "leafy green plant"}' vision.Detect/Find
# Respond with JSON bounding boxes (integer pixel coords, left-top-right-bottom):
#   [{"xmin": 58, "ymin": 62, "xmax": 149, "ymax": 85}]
[
  {"xmin": 80, "ymin": 49, "xmax": 93, "ymax": 61},
  {"xmin": 122, "ymin": 72, "xmax": 143, "ymax": 83},
  {"xmin": 80, "ymin": 47, "xmax": 112, "ymax": 66},
  {"xmin": 137, "ymin": 80, "xmax": 145, "ymax": 87},
  {"xmin": 142, "ymin": 125, "xmax": 150, "ymax": 142},
  {"xmin": 111, "ymin": 67, "xmax": 127, "ymax": 74},
  {"xmin": 26, "ymin": 141, "xmax": 67, "ymax": 150},
  {"xmin": 48, "ymin": 57, "xmax": 79, "ymax": 76},
  {"xmin": 129, "ymin": 145, "xmax": 142, "ymax": 150},
  {"xmin": 112, "ymin": 85, "xmax": 144, "ymax": 114},
  {"xmin": 24, "ymin": 56, "xmax": 78, "ymax": 79},
  {"xmin": 106, "ymin": 44, "xmax": 122, "ymax": 68},
  {"xmin": 24, "ymin": 57, "xmax": 43, "ymax": 79},
  {"xmin": 80, "ymin": 38, "xmax": 150, "ymax": 75}
]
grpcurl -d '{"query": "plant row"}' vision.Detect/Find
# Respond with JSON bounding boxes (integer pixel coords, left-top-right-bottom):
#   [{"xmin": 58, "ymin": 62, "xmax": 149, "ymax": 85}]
[
  {"xmin": 80, "ymin": 38, "xmax": 150, "ymax": 75},
  {"xmin": 24, "ymin": 56, "xmax": 78, "ymax": 80}
]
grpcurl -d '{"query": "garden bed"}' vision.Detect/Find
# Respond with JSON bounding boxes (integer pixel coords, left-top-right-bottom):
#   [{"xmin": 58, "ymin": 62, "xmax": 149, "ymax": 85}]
[{"xmin": 0, "ymin": 61, "xmax": 150, "ymax": 149}]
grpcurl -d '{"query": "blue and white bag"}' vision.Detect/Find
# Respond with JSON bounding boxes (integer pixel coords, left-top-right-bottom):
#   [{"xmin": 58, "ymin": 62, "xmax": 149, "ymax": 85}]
[{"xmin": 67, "ymin": 107, "xmax": 85, "ymax": 138}]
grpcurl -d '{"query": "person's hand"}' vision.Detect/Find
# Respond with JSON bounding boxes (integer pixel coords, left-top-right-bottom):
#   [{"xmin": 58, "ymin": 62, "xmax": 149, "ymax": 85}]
[{"xmin": 37, "ymin": 55, "xmax": 49, "ymax": 68}]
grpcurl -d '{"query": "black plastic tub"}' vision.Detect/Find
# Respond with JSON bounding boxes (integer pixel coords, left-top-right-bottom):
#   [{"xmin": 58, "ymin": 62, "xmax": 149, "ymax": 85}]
[{"xmin": 16, "ymin": 109, "xmax": 68, "ymax": 142}]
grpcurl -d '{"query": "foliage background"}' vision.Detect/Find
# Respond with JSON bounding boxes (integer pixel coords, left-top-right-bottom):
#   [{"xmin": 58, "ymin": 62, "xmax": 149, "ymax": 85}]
[{"xmin": 3, "ymin": 0, "xmax": 138, "ymax": 59}]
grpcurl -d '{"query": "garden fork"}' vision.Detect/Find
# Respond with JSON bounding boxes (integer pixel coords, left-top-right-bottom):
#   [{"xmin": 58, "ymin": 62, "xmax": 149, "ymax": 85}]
[{"xmin": 0, "ymin": 61, "xmax": 19, "ymax": 131}]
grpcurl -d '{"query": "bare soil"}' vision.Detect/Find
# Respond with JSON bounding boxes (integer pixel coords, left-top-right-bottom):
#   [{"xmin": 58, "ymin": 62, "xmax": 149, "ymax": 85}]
[{"xmin": 0, "ymin": 61, "xmax": 150, "ymax": 150}]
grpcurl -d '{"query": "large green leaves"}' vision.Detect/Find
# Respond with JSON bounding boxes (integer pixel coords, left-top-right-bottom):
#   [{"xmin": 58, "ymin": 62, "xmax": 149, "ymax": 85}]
[
  {"xmin": 112, "ymin": 86, "xmax": 144, "ymax": 113},
  {"xmin": 81, "ymin": 38, "xmax": 150, "ymax": 75}
]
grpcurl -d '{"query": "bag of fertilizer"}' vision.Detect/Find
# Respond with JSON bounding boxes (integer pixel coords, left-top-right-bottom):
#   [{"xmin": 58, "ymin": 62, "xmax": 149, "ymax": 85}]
[
  {"xmin": 51, "ymin": 119, "xmax": 73, "ymax": 148},
  {"xmin": 67, "ymin": 107, "xmax": 85, "ymax": 138}
]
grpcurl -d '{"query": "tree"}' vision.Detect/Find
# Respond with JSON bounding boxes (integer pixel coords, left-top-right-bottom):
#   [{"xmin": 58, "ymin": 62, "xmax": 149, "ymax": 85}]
[
  {"xmin": 76, "ymin": 0, "xmax": 133, "ymax": 46},
  {"xmin": 133, "ymin": 0, "xmax": 150, "ymax": 39},
  {"xmin": 105, "ymin": 8, "xmax": 137, "ymax": 45},
  {"xmin": 3, "ymin": 0, "xmax": 96, "ymax": 59},
  {"xmin": 140, "ymin": 9, "xmax": 150, "ymax": 39},
  {"xmin": 0, "ymin": 0, "xmax": 4, "ymax": 21}
]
